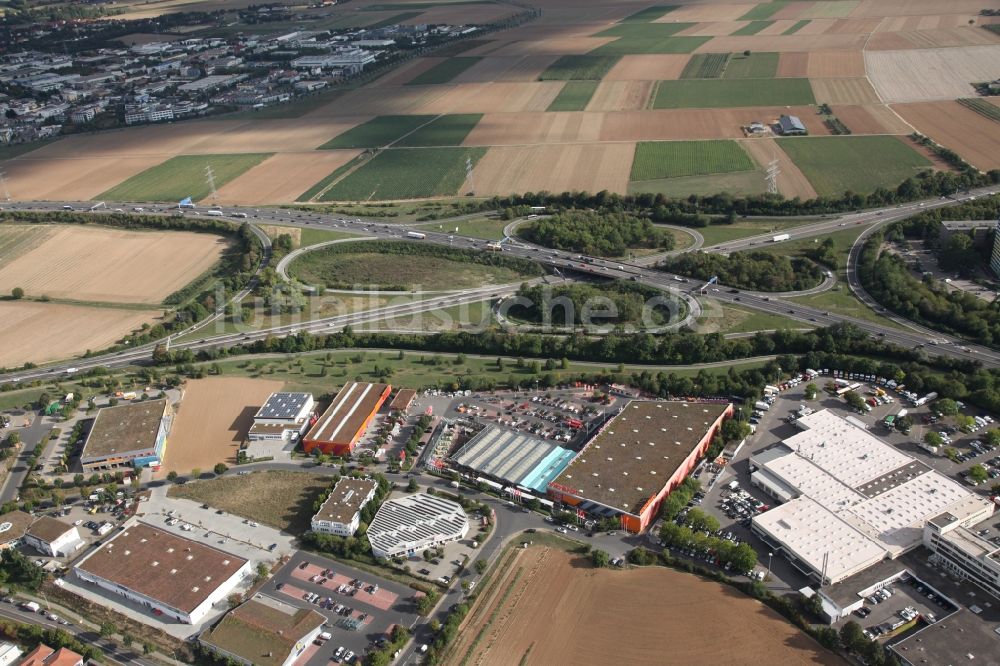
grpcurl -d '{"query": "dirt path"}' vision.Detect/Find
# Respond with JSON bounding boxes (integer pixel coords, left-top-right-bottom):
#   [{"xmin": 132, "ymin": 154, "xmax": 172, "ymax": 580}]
[{"xmin": 741, "ymin": 138, "xmax": 818, "ymax": 199}]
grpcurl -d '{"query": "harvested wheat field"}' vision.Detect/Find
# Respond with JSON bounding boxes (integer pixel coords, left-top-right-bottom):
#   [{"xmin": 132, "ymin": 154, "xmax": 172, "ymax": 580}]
[
  {"xmin": 893, "ymin": 101, "xmax": 1000, "ymax": 170},
  {"xmin": 371, "ymin": 57, "xmax": 447, "ymax": 87},
  {"xmin": 184, "ymin": 118, "xmax": 370, "ymax": 153},
  {"xmin": 469, "ymin": 143, "xmax": 634, "ymax": 195},
  {"xmin": 1, "ymin": 155, "xmax": 167, "ymax": 201},
  {"xmin": 866, "ymin": 27, "xmax": 1000, "ymax": 50},
  {"xmin": 442, "ymin": 546, "xmax": 844, "ymax": 666},
  {"xmin": 586, "ymin": 81, "xmax": 655, "ymax": 112},
  {"xmin": 604, "ymin": 55, "xmax": 691, "ymax": 81},
  {"xmin": 449, "ymin": 56, "xmax": 525, "ymax": 84},
  {"xmin": 804, "ymin": 50, "xmax": 866, "ymax": 77},
  {"xmin": 809, "ymin": 78, "xmax": 881, "ymax": 105},
  {"xmin": 679, "ymin": 21, "xmax": 754, "ymax": 37},
  {"xmin": 415, "ymin": 82, "xmax": 564, "ymax": 114},
  {"xmin": 696, "ymin": 33, "xmax": 868, "ymax": 52},
  {"xmin": 599, "ymin": 107, "xmax": 829, "ymax": 142},
  {"xmin": 664, "ymin": 3, "xmax": 758, "ymax": 22},
  {"xmin": 877, "ymin": 14, "xmax": 986, "ymax": 31},
  {"xmin": 306, "ymin": 86, "xmax": 447, "ymax": 117},
  {"xmin": 0, "ymin": 301, "xmax": 159, "ymax": 367},
  {"xmin": 865, "ymin": 45, "xmax": 1000, "ymax": 102},
  {"xmin": 832, "ymin": 105, "xmax": 911, "ymax": 134},
  {"xmin": 486, "ymin": 36, "xmax": 616, "ymax": 57},
  {"xmin": 213, "ymin": 150, "xmax": 362, "ymax": 204},
  {"xmin": 160, "ymin": 377, "xmax": 285, "ymax": 475},
  {"xmin": 821, "ymin": 17, "xmax": 881, "ymax": 34},
  {"xmin": 0, "ymin": 224, "xmax": 227, "ymax": 303},
  {"xmin": 24, "ymin": 120, "xmax": 247, "ymax": 159},
  {"xmin": 741, "ymin": 138, "xmax": 818, "ymax": 199},
  {"xmin": 776, "ymin": 52, "xmax": 810, "ymax": 78},
  {"xmin": 407, "ymin": 4, "xmax": 516, "ymax": 24},
  {"xmin": 494, "ymin": 54, "xmax": 562, "ymax": 82},
  {"xmin": 463, "ymin": 112, "xmax": 604, "ymax": 146},
  {"xmin": 851, "ymin": 0, "xmax": 987, "ymax": 16}
]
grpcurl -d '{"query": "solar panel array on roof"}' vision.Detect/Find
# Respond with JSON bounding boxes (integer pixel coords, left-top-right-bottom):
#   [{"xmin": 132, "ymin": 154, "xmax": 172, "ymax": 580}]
[
  {"xmin": 368, "ymin": 494, "xmax": 468, "ymax": 558},
  {"xmin": 254, "ymin": 392, "xmax": 312, "ymax": 420},
  {"xmin": 450, "ymin": 427, "xmax": 574, "ymax": 493}
]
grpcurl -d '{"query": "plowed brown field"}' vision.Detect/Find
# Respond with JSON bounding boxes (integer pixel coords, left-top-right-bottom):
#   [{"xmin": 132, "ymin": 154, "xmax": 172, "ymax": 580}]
[
  {"xmin": 777, "ymin": 52, "xmax": 809, "ymax": 77},
  {"xmin": 1, "ymin": 155, "xmax": 168, "ymax": 200},
  {"xmin": 213, "ymin": 150, "xmax": 362, "ymax": 204},
  {"xmin": 603, "ymin": 54, "xmax": 690, "ymax": 81},
  {"xmin": 586, "ymin": 81, "xmax": 654, "ymax": 112},
  {"xmin": 463, "ymin": 112, "xmax": 604, "ymax": 145},
  {"xmin": 442, "ymin": 546, "xmax": 845, "ymax": 666},
  {"xmin": 414, "ymin": 82, "xmax": 563, "ymax": 114},
  {"xmin": 494, "ymin": 54, "xmax": 562, "ymax": 82},
  {"xmin": 805, "ymin": 50, "xmax": 866, "ymax": 77},
  {"xmin": 893, "ymin": 101, "xmax": 1000, "ymax": 170},
  {"xmin": 0, "ymin": 301, "xmax": 160, "ymax": 367},
  {"xmin": 696, "ymin": 33, "xmax": 868, "ymax": 52},
  {"xmin": 851, "ymin": 0, "xmax": 986, "ymax": 17},
  {"xmin": 371, "ymin": 57, "xmax": 446, "ymax": 87},
  {"xmin": 832, "ymin": 105, "xmax": 911, "ymax": 134},
  {"xmin": 810, "ymin": 78, "xmax": 881, "ymax": 104},
  {"xmin": 664, "ymin": 3, "xmax": 757, "ymax": 21},
  {"xmin": 866, "ymin": 27, "xmax": 1000, "ymax": 49},
  {"xmin": 160, "ymin": 377, "xmax": 285, "ymax": 475},
  {"xmin": 468, "ymin": 143, "xmax": 634, "ymax": 195}
]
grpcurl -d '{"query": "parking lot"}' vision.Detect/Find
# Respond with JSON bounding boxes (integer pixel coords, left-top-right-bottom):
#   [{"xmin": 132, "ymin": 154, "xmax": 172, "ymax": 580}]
[{"xmin": 264, "ymin": 551, "xmax": 422, "ymax": 665}]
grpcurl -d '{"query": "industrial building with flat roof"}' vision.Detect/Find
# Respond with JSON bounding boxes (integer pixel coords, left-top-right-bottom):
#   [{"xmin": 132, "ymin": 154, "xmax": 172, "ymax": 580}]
[
  {"xmin": 368, "ymin": 493, "xmax": 469, "ymax": 559},
  {"xmin": 548, "ymin": 401, "xmax": 732, "ymax": 533},
  {"xmin": 310, "ymin": 477, "xmax": 378, "ymax": 536},
  {"xmin": 248, "ymin": 392, "xmax": 314, "ymax": 443},
  {"xmin": 750, "ymin": 410, "xmax": 993, "ymax": 585},
  {"xmin": 80, "ymin": 399, "xmax": 172, "ymax": 472},
  {"xmin": 449, "ymin": 426, "xmax": 576, "ymax": 495},
  {"xmin": 302, "ymin": 382, "xmax": 390, "ymax": 456},
  {"xmin": 23, "ymin": 516, "xmax": 82, "ymax": 557},
  {"xmin": 74, "ymin": 521, "xmax": 250, "ymax": 624},
  {"xmin": 923, "ymin": 511, "xmax": 1000, "ymax": 601},
  {"xmin": 389, "ymin": 389, "xmax": 416, "ymax": 413},
  {"xmin": 0, "ymin": 510, "xmax": 32, "ymax": 550},
  {"xmin": 199, "ymin": 594, "xmax": 325, "ymax": 666}
]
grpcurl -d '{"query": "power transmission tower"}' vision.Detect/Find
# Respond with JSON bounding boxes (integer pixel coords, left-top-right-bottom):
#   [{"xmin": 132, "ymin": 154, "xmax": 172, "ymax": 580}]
[
  {"xmin": 465, "ymin": 156, "xmax": 475, "ymax": 196},
  {"xmin": 0, "ymin": 170, "xmax": 10, "ymax": 202},
  {"xmin": 765, "ymin": 158, "xmax": 780, "ymax": 195},
  {"xmin": 205, "ymin": 164, "xmax": 217, "ymax": 200}
]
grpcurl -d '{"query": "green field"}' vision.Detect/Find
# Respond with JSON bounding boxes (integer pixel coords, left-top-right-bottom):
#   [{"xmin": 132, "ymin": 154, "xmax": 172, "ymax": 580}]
[
  {"xmin": 539, "ymin": 55, "xmax": 621, "ymax": 80},
  {"xmin": 738, "ymin": 1, "xmax": 789, "ymax": 20},
  {"xmin": 697, "ymin": 217, "xmax": 821, "ymax": 247},
  {"xmin": 0, "ymin": 139, "xmax": 57, "ymax": 161},
  {"xmin": 367, "ymin": 11, "xmax": 423, "ymax": 29},
  {"xmin": 415, "ymin": 216, "xmax": 508, "ymax": 240},
  {"xmin": 320, "ymin": 115, "xmax": 435, "ymax": 149},
  {"xmin": 652, "ymin": 78, "xmax": 815, "ymax": 108},
  {"xmin": 783, "ymin": 19, "xmax": 811, "ymax": 34},
  {"xmin": 630, "ymin": 140, "xmax": 755, "ymax": 180},
  {"xmin": 957, "ymin": 98, "xmax": 1000, "ymax": 123},
  {"xmin": 395, "ymin": 114, "xmax": 483, "ymax": 147},
  {"xmin": 288, "ymin": 242, "xmax": 538, "ymax": 290},
  {"xmin": 621, "ymin": 5, "xmax": 678, "ymax": 21},
  {"xmin": 589, "ymin": 36, "xmax": 710, "ymax": 56},
  {"xmin": 99, "ymin": 153, "xmax": 271, "ymax": 202},
  {"xmin": 318, "ymin": 147, "xmax": 486, "ymax": 201},
  {"xmin": 722, "ymin": 52, "xmax": 779, "ymax": 78},
  {"xmin": 732, "ymin": 20, "xmax": 774, "ymax": 35},
  {"xmin": 680, "ymin": 53, "xmax": 729, "ymax": 79},
  {"xmin": 406, "ymin": 57, "xmax": 482, "ymax": 85},
  {"xmin": 778, "ymin": 136, "xmax": 932, "ymax": 196},
  {"xmin": 297, "ymin": 155, "xmax": 366, "ymax": 202},
  {"xmin": 698, "ymin": 300, "xmax": 811, "ymax": 334},
  {"xmin": 628, "ymin": 171, "xmax": 766, "ymax": 197},
  {"xmin": 597, "ymin": 22, "xmax": 694, "ymax": 38},
  {"xmin": 547, "ymin": 81, "xmax": 599, "ymax": 111}
]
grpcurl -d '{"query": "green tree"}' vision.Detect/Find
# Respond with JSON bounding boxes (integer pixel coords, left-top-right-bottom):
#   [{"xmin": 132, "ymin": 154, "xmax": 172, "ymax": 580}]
[
  {"xmin": 804, "ymin": 383, "xmax": 818, "ymax": 400},
  {"xmin": 122, "ymin": 633, "xmax": 134, "ymax": 648},
  {"xmin": 255, "ymin": 562, "xmax": 270, "ymax": 581},
  {"xmin": 729, "ymin": 543, "xmax": 758, "ymax": 573},
  {"xmin": 474, "ymin": 559, "xmax": 488, "ymax": 574},
  {"xmin": 840, "ymin": 621, "xmax": 866, "ymax": 652},
  {"xmin": 415, "ymin": 594, "xmax": 436, "ymax": 615},
  {"xmin": 406, "ymin": 478, "xmax": 419, "ymax": 492},
  {"xmin": 844, "ymin": 391, "xmax": 866, "ymax": 411},
  {"xmin": 590, "ymin": 549, "xmax": 610, "ymax": 568},
  {"xmin": 99, "ymin": 621, "xmax": 116, "ymax": 637},
  {"xmin": 166, "ymin": 471, "xmax": 178, "ymax": 481},
  {"xmin": 213, "ymin": 463, "xmax": 228, "ymax": 475},
  {"xmin": 10, "ymin": 287, "xmax": 23, "ymax": 300},
  {"xmin": 935, "ymin": 398, "xmax": 959, "ymax": 416},
  {"xmin": 191, "ymin": 468, "xmax": 201, "ymax": 479},
  {"xmin": 924, "ymin": 431, "xmax": 944, "ymax": 448},
  {"xmin": 969, "ymin": 464, "xmax": 989, "ymax": 484},
  {"xmin": 721, "ymin": 419, "xmax": 750, "ymax": 443},
  {"xmin": 142, "ymin": 642, "xmax": 155, "ymax": 655}
]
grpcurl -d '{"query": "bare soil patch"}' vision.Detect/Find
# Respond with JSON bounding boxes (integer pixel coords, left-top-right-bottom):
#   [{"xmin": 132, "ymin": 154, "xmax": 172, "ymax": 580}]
[
  {"xmin": 852, "ymin": 0, "xmax": 991, "ymax": 17},
  {"xmin": 822, "ymin": 17, "xmax": 881, "ymax": 34},
  {"xmin": 810, "ymin": 78, "xmax": 880, "ymax": 104},
  {"xmin": 679, "ymin": 21, "xmax": 753, "ymax": 37},
  {"xmin": 0, "ymin": 224, "xmax": 227, "ymax": 303},
  {"xmin": 468, "ymin": 143, "xmax": 635, "ymax": 195},
  {"xmin": 160, "ymin": 377, "xmax": 285, "ymax": 475},
  {"xmin": 494, "ymin": 54, "xmax": 562, "ymax": 82},
  {"xmin": 449, "ymin": 56, "xmax": 524, "ymax": 84},
  {"xmin": 0, "ymin": 301, "xmax": 159, "ymax": 367},
  {"xmin": 213, "ymin": 150, "xmax": 362, "ymax": 204},
  {"xmin": 603, "ymin": 54, "xmax": 691, "ymax": 81},
  {"xmin": 306, "ymin": 87, "xmax": 447, "ymax": 117},
  {"xmin": 805, "ymin": 50, "xmax": 865, "ymax": 77},
  {"xmin": 832, "ymin": 105, "xmax": 911, "ymax": 134},
  {"xmin": 741, "ymin": 137, "xmax": 818, "ymax": 199},
  {"xmin": 865, "ymin": 46, "xmax": 1000, "ymax": 102},
  {"xmin": 777, "ymin": 52, "xmax": 809, "ymax": 78},
  {"xmin": 443, "ymin": 547, "xmax": 845, "ymax": 666},
  {"xmin": 696, "ymin": 33, "xmax": 868, "ymax": 52},
  {"xmin": 867, "ymin": 27, "xmax": 1000, "ymax": 49},
  {"xmin": 586, "ymin": 81, "xmax": 654, "ymax": 111},
  {"xmin": 463, "ymin": 112, "xmax": 604, "ymax": 145},
  {"xmin": 892, "ymin": 101, "xmax": 1000, "ymax": 170},
  {"xmin": 415, "ymin": 82, "xmax": 564, "ymax": 114},
  {"xmin": 665, "ymin": 3, "xmax": 758, "ymax": 21},
  {"xmin": 485, "ymin": 36, "xmax": 615, "ymax": 57},
  {"xmin": 3, "ymin": 155, "xmax": 167, "ymax": 201},
  {"xmin": 372, "ymin": 57, "xmax": 447, "ymax": 87}
]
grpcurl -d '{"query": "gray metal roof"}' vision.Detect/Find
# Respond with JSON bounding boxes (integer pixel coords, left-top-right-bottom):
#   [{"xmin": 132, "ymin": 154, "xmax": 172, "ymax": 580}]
[{"xmin": 368, "ymin": 494, "xmax": 468, "ymax": 557}]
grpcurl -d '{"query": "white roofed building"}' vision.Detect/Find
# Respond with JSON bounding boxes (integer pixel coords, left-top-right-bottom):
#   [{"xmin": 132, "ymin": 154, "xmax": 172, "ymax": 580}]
[{"xmin": 368, "ymin": 494, "xmax": 469, "ymax": 559}]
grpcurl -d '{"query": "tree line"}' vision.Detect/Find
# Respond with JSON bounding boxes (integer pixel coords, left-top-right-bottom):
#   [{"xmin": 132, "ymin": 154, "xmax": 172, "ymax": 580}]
[
  {"xmin": 661, "ymin": 251, "xmax": 823, "ymax": 292},
  {"xmin": 510, "ymin": 281, "xmax": 681, "ymax": 326},
  {"xmin": 520, "ymin": 210, "xmax": 674, "ymax": 257}
]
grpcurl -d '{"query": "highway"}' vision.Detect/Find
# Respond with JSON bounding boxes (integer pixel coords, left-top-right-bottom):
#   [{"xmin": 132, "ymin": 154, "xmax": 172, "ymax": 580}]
[{"xmin": 0, "ymin": 187, "xmax": 997, "ymax": 383}]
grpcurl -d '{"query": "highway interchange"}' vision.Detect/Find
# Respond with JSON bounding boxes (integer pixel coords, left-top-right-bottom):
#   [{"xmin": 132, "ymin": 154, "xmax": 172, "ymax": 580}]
[{"xmin": 1, "ymin": 184, "xmax": 999, "ymax": 389}]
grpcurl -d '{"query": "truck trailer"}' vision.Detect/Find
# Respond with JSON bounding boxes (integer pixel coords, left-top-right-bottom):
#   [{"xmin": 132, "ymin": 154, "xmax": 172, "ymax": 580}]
[
  {"xmin": 406, "ymin": 231, "xmax": 427, "ymax": 239},
  {"xmin": 772, "ymin": 233, "xmax": 790, "ymax": 242}
]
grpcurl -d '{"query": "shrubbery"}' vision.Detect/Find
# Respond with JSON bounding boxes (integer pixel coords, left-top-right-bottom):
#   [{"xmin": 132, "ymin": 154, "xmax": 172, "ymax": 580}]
[{"xmin": 521, "ymin": 210, "xmax": 673, "ymax": 257}]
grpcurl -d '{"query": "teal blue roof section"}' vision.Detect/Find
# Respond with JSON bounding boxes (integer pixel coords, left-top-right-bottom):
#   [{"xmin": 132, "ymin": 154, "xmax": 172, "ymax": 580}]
[{"xmin": 521, "ymin": 447, "xmax": 577, "ymax": 494}]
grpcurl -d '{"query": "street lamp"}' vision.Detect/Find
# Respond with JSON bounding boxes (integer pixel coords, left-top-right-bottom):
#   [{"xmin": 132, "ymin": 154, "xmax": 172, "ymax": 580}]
[{"xmin": 766, "ymin": 552, "xmax": 773, "ymax": 580}]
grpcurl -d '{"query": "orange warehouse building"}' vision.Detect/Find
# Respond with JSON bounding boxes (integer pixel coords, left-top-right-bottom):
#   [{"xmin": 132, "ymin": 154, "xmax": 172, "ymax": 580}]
[
  {"xmin": 302, "ymin": 382, "xmax": 391, "ymax": 456},
  {"xmin": 548, "ymin": 400, "xmax": 732, "ymax": 533}
]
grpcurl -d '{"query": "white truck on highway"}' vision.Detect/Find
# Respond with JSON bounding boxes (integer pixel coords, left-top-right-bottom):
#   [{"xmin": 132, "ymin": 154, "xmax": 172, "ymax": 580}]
[
  {"xmin": 205, "ymin": 209, "xmax": 225, "ymax": 217},
  {"xmin": 407, "ymin": 231, "xmax": 427, "ymax": 239},
  {"xmin": 772, "ymin": 233, "xmax": 790, "ymax": 242}
]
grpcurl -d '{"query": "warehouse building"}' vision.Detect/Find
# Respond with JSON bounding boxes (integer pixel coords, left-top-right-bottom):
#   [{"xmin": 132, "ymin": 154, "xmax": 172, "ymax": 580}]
[
  {"xmin": 248, "ymin": 392, "xmax": 314, "ymax": 443},
  {"xmin": 199, "ymin": 594, "xmax": 325, "ymax": 666},
  {"xmin": 548, "ymin": 401, "xmax": 731, "ymax": 533},
  {"xmin": 310, "ymin": 477, "xmax": 378, "ymax": 536},
  {"xmin": 389, "ymin": 389, "xmax": 416, "ymax": 414},
  {"xmin": 750, "ymin": 410, "xmax": 993, "ymax": 585},
  {"xmin": 778, "ymin": 114, "xmax": 807, "ymax": 135},
  {"xmin": 450, "ymin": 426, "xmax": 576, "ymax": 495},
  {"xmin": 368, "ymin": 494, "xmax": 469, "ymax": 559},
  {"xmin": 302, "ymin": 382, "xmax": 391, "ymax": 456},
  {"xmin": 80, "ymin": 399, "xmax": 172, "ymax": 472},
  {"xmin": 74, "ymin": 521, "xmax": 250, "ymax": 624},
  {"xmin": 23, "ymin": 517, "xmax": 83, "ymax": 557},
  {"xmin": 923, "ymin": 511, "xmax": 1000, "ymax": 600}
]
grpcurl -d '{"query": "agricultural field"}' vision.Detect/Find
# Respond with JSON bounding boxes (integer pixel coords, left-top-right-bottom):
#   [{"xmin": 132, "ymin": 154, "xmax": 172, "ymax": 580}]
[
  {"xmin": 894, "ymin": 101, "xmax": 1000, "ymax": 170},
  {"xmin": 213, "ymin": 150, "xmax": 361, "ymax": 204},
  {"xmin": 414, "ymin": 216, "xmax": 507, "ymax": 240},
  {"xmin": 99, "ymin": 153, "xmax": 271, "ymax": 202},
  {"xmin": 739, "ymin": 2, "xmax": 790, "ymax": 20},
  {"xmin": 547, "ymin": 81, "xmax": 599, "ymax": 111},
  {"xmin": 721, "ymin": 51, "xmax": 779, "ymax": 78},
  {"xmin": 957, "ymin": 98, "xmax": 1000, "ymax": 123},
  {"xmin": 621, "ymin": 5, "xmax": 677, "ymax": 22},
  {"xmin": 442, "ymin": 545, "xmax": 843, "ymax": 666},
  {"xmin": 778, "ymin": 135, "xmax": 933, "ymax": 196},
  {"xmin": 539, "ymin": 55, "xmax": 621, "ymax": 80},
  {"xmin": 394, "ymin": 114, "xmax": 482, "ymax": 147},
  {"xmin": 320, "ymin": 115, "xmax": 434, "ymax": 149},
  {"xmin": 288, "ymin": 242, "xmax": 539, "ymax": 291},
  {"xmin": 652, "ymin": 78, "xmax": 815, "ymax": 108},
  {"xmin": 319, "ymin": 147, "xmax": 486, "ymax": 201},
  {"xmin": 680, "ymin": 53, "xmax": 729, "ymax": 79},
  {"xmin": 590, "ymin": 35, "xmax": 711, "ymax": 56},
  {"xmin": 470, "ymin": 143, "xmax": 635, "ymax": 195},
  {"xmin": 0, "ymin": 224, "xmax": 227, "ymax": 304},
  {"xmin": 406, "ymin": 56, "xmax": 482, "ymax": 85},
  {"xmin": 865, "ymin": 45, "xmax": 1000, "ymax": 103},
  {"xmin": 0, "ymin": 301, "xmax": 159, "ymax": 367},
  {"xmin": 732, "ymin": 20, "xmax": 775, "ymax": 36},
  {"xmin": 628, "ymin": 170, "xmax": 766, "ymax": 197},
  {"xmin": 159, "ymin": 377, "xmax": 284, "ymax": 475},
  {"xmin": 630, "ymin": 140, "xmax": 755, "ymax": 181},
  {"xmin": 596, "ymin": 22, "xmax": 695, "ymax": 39},
  {"xmin": 168, "ymin": 470, "xmax": 330, "ymax": 534}
]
